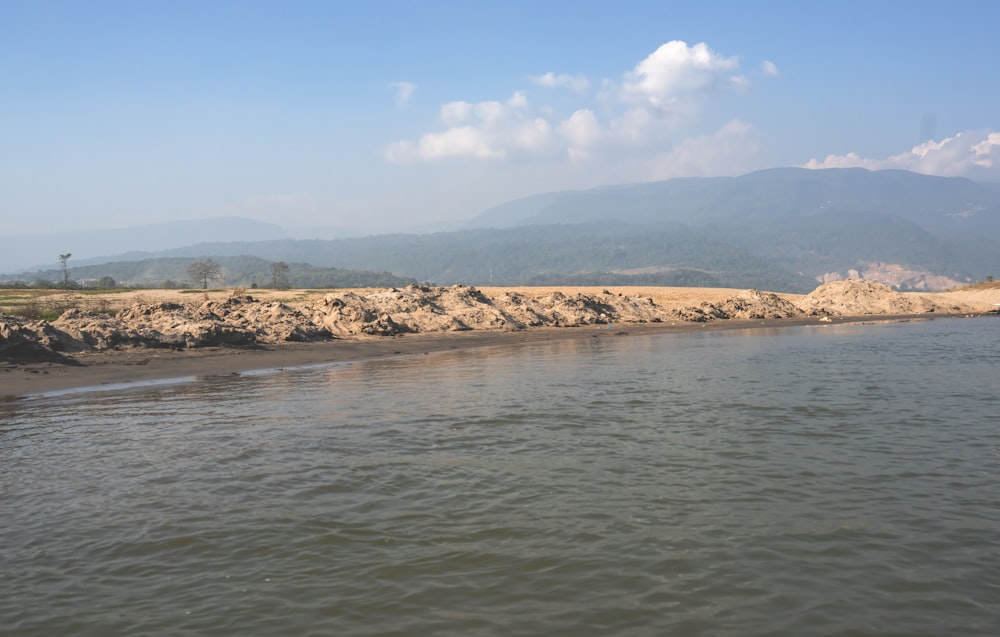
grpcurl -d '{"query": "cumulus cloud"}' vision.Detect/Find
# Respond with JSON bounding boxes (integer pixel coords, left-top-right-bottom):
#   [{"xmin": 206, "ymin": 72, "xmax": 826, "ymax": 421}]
[
  {"xmin": 761, "ymin": 60, "xmax": 779, "ymax": 77},
  {"xmin": 388, "ymin": 81, "xmax": 417, "ymax": 107},
  {"xmin": 557, "ymin": 109, "xmax": 603, "ymax": 156},
  {"xmin": 506, "ymin": 91, "xmax": 528, "ymax": 110},
  {"xmin": 386, "ymin": 40, "xmax": 754, "ymax": 167},
  {"xmin": 620, "ymin": 40, "xmax": 741, "ymax": 114},
  {"xmin": 385, "ymin": 92, "xmax": 557, "ymax": 162},
  {"xmin": 609, "ymin": 107, "xmax": 656, "ymax": 145},
  {"xmin": 440, "ymin": 101, "xmax": 473, "ymax": 126},
  {"xmin": 804, "ymin": 130, "xmax": 1000, "ymax": 179},
  {"xmin": 971, "ymin": 132, "xmax": 1000, "ymax": 166},
  {"xmin": 529, "ymin": 72, "xmax": 591, "ymax": 92}
]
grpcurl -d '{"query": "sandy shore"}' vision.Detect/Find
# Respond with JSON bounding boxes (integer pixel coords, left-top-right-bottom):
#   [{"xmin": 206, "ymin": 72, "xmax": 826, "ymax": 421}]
[
  {"xmin": 2, "ymin": 313, "xmax": 981, "ymax": 400},
  {"xmin": 4, "ymin": 282, "xmax": 998, "ymax": 400}
]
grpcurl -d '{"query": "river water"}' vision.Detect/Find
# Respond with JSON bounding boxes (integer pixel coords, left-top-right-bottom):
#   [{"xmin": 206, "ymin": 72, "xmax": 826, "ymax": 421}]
[{"xmin": 2, "ymin": 318, "xmax": 999, "ymax": 636}]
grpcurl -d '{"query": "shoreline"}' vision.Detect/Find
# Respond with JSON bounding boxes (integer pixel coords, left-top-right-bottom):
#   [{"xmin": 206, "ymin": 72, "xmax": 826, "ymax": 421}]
[{"xmin": 4, "ymin": 313, "xmax": 988, "ymax": 400}]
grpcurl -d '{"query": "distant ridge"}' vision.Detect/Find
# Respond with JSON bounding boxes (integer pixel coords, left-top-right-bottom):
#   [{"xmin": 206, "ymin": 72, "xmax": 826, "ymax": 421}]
[
  {"xmin": 5, "ymin": 169, "xmax": 999, "ymax": 292},
  {"xmin": 466, "ymin": 167, "xmax": 1000, "ymax": 240},
  {"xmin": 0, "ymin": 217, "xmax": 288, "ymax": 273}
]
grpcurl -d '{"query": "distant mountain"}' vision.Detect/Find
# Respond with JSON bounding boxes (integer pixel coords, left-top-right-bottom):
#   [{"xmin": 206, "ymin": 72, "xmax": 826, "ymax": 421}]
[
  {"xmin": 0, "ymin": 217, "xmax": 289, "ymax": 273},
  {"xmin": 5, "ymin": 169, "xmax": 998, "ymax": 292},
  {"xmin": 467, "ymin": 167, "xmax": 1000, "ymax": 241}
]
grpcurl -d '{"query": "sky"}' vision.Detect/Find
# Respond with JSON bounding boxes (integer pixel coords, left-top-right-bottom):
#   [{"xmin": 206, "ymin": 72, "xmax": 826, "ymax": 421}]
[{"xmin": 2, "ymin": 0, "xmax": 999, "ymax": 238}]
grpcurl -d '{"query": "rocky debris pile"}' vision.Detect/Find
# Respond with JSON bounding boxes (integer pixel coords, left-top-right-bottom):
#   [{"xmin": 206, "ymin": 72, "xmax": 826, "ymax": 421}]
[
  {"xmin": 797, "ymin": 280, "xmax": 964, "ymax": 316},
  {"xmin": 650, "ymin": 289, "xmax": 804, "ymax": 323},
  {"xmin": 0, "ymin": 282, "xmax": 984, "ymax": 363},
  {"xmin": 304, "ymin": 285, "xmax": 517, "ymax": 336},
  {"xmin": 52, "ymin": 309, "xmax": 155, "ymax": 351},
  {"xmin": 1, "ymin": 294, "xmax": 334, "ymax": 362},
  {"xmin": 513, "ymin": 289, "xmax": 662, "ymax": 327},
  {"xmin": 671, "ymin": 289, "xmax": 805, "ymax": 322},
  {"xmin": 115, "ymin": 295, "xmax": 332, "ymax": 347},
  {"xmin": 303, "ymin": 285, "xmax": 668, "ymax": 335},
  {"xmin": 0, "ymin": 316, "xmax": 77, "ymax": 362},
  {"xmin": 715, "ymin": 289, "xmax": 804, "ymax": 319}
]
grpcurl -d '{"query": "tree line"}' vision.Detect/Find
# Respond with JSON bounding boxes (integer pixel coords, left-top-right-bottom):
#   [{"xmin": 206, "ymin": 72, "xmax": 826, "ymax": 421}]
[{"xmin": 1, "ymin": 255, "xmax": 415, "ymax": 290}]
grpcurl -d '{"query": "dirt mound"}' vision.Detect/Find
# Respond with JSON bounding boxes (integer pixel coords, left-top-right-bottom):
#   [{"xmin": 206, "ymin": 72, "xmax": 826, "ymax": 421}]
[
  {"xmin": 52, "ymin": 309, "xmax": 154, "ymax": 351},
  {"xmin": 654, "ymin": 290, "xmax": 803, "ymax": 322},
  {"xmin": 522, "ymin": 290, "xmax": 657, "ymax": 327},
  {"xmin": 302, "ymin": 285, "xmax": 512, "ymax": 336},
  {"xmin": 703, "ymin": 289, "xmax": 804, "ymax": 320},
  {"xmin": 798, "ymin": 280, "xmax": 945, "ymax": 315},
  {"xmin": 302, "ymin": 285, "xmax": 669, "ymax": 335},
  {"xmin": 1, "ymin": 294, "xmax": 336, "ymax": 364},
  {"xmin": 2, "ymin": 283, "xmax": 988, "ymax": 365},
  {"xmin": 0, "ymin": 316, "xmax": 79, "ymax": 363},
  {"xmin": 112, "ymin": 295, "xmax": 333, "ymax": 347}
]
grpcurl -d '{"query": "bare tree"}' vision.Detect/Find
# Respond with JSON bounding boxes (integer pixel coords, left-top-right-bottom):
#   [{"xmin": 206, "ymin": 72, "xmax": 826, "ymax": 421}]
[
  {"xmin": 187, "ymin": 259, "xmax": 222, "ymax": 289},
  {"xmin": 270, "ymin": 261, "xmax": 290, "ymax": 289},
  {"xmin": 58, "ymin": 253, "xmax": 72, "ymax": 289}
]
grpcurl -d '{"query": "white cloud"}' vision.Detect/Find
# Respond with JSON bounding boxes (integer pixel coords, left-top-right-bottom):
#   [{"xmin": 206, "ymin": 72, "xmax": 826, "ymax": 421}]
[
  {"xmin": 557, "ymin": 109, "xmax": 603, "ymax": 154},
  {"xmin": 506, "ymin": 91, "xmax": 528, "ymax": 109},
  {"xmin": 804, "ymin": 130, "xmax": 1000, "ymax": 179},
  {"xmin": 970, "ymin": 132, "xmax": 999, "ymax": 166},
  {"xmin": 473, "ymin": 100, "xmax": 506, "ymax": 124},
  {"xmin": 386, "ymin": 127, "xmax": 503, "ymax": 162},
  {"xmin": 761, "ymin": 60, "xmax": 779, "ymax": 77},
  {"xmin": 440, "ymin": 101, "xmax": 473, "ymax": 126},
  {"xmin": 609, "ymin": 107, "xmax": 656, "ymax": 145},
  {"xmin": 386, "ymin": 92, "xmax": 557, "ymax": 162},
  {"xmin": 514, "ymin": 118, "xmax": 554, "ymax": 153},
  {"xmin": 387, "ymin": 40, "xmax": 751, "ymax": 166},
  {"xmin": 418, "ymin": 127, "xmax": 504, "ymax": 160},
  {"xmin": 805, "ymin": 152, "xmax": 877, "ymax": 170},
  {"xmin": 646, "ymin": 120, "xmax": 761, "ymax": 180},
  {"xmin": 529, "ymin": 72, "xmax": 591, "ymax": 92},
  {"xmin": 388, "ymin": 81, "xmax": 417, "ymax": 107},
  {"xmin": 621, "ymin": 40, "xmax": 741, "ymax": 113}
]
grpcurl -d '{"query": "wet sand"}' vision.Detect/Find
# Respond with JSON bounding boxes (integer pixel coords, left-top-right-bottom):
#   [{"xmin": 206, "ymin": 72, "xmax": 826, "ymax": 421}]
[{"xmin": 1, "ymin": 314, "xmax": 965, "ymax": 400}]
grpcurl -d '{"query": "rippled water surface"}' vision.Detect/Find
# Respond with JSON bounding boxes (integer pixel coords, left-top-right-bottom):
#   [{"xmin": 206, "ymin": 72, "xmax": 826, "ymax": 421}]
[{"xmin": 2, "ymin": 318, "xmax": 999, "ymax": 636}]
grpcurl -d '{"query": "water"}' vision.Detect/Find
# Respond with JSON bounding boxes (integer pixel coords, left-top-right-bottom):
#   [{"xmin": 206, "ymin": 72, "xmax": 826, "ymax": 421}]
[{"xmin": 2, "ymin": 318, "xmax": 999, "ymax": 636}]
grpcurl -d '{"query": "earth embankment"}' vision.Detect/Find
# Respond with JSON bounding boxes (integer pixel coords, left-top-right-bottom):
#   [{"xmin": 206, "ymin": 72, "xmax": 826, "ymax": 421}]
[{"xmin": 2, "ymin": 280, "xmax": 996, "ymax": 365}]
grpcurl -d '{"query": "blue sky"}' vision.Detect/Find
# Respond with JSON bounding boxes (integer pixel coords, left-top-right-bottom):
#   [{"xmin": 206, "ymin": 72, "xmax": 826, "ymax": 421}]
[{"xmin": 2, "ymin": 0, "xmax": 998, "ymax": 237}]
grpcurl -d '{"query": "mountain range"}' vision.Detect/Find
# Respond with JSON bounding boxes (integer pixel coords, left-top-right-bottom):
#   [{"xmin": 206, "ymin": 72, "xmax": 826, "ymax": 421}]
[
  {"xmin": 4, "ymin": 168, "xmax": 999, "ymax": 292},
  {"xmin": 470, "ymin": 167, "xmax": 1000, "ymax": 238}
]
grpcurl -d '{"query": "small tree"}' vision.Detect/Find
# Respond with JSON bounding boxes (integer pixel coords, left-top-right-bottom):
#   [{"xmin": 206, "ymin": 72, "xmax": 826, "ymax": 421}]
[
  {"xmin": 97, "ymin": 276, "xmax": 117, "ymax": 289},
  {"xmin": 59, "ymin": 253, "xmax": 72, "ymax": 289},
  {"xmin": 187, "ymin": 259, "xmax": 222, "ymax": 289},
  {"xmin": 270, "ymin": 261, "xmax": 290, "ymax": 289}
]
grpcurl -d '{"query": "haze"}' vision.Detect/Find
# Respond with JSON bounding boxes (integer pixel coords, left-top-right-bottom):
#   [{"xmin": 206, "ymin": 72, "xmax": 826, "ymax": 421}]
[{"xmin": 3, "ymin": 1, "xmax": 999, "ymax": 239}]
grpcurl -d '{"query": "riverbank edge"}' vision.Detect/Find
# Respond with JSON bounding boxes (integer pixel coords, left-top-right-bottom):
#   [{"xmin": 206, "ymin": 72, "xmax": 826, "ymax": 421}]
[{"xmin": 5, "ymin": 312, "xmax": 993, "ymax": 400}]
